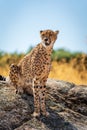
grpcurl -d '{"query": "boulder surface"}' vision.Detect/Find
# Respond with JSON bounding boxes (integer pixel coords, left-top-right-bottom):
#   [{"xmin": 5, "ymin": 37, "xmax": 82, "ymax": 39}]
[{"xmin": 0, "ymin": 79, "xmax": 87, "ymax": 130}]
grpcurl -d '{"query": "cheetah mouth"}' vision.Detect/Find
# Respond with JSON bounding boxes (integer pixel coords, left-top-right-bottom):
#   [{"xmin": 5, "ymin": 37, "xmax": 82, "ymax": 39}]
[{"xmin": 45, "ymin": 42, "xmax": 50, "ymax": 46}]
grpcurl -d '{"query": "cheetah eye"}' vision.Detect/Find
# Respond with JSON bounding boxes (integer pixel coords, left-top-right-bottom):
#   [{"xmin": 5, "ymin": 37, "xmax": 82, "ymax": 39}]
[{"xmin": 42, "ymin": 34, "xmax": 45, "ymax": 37}]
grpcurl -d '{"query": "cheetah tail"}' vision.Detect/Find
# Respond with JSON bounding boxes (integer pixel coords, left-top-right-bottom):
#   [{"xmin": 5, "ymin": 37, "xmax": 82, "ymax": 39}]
[{"xmin": 0, "ymin": 75, "xmax": 6, "ymax": 81}]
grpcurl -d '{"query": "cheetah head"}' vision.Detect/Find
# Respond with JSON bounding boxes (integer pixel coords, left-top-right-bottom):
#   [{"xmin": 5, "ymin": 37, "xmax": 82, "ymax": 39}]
[{"xmin": 40, "ymin": 29, "xmax": 59, "ymax": 48}]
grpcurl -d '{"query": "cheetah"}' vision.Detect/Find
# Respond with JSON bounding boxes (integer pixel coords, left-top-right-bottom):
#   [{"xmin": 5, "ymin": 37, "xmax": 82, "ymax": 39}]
[{"xmin": 9, "ymin": 29, "xmax": 59, "ymax": 117}]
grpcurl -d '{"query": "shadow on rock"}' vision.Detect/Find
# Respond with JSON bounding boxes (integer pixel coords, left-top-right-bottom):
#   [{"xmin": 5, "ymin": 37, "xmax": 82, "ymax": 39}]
[{"xmin": 39, "ymin": 109, "xmax": 77, "ymax": 130}]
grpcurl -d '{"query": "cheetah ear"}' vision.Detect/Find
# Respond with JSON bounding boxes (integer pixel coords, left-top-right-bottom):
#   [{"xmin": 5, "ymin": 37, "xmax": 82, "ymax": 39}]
[
  {"xmin": 40, "ymin": 30, "xmax": 43, "ymax": 34},
  {"xmin": 55, "ymin": 30, "xmax": 59, "ymax": 35}
]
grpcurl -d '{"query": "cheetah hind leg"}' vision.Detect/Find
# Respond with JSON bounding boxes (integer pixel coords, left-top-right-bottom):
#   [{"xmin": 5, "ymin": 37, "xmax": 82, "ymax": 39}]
[
  {"xmin": 9, "ymin": 63, "xmax": 23, "ymax": 94},
  {"xmin": 16, "ymin": 85, "xmax": 24, "ymax": 95}
]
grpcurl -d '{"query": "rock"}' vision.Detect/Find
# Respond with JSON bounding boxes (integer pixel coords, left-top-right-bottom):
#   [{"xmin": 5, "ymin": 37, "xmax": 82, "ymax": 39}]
[{"xmin": 0, "ymin": 79, "xmax": 87, "ymax": 130}]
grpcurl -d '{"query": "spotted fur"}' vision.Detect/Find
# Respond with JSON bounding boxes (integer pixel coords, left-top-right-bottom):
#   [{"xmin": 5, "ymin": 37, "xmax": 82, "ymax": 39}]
[{"xmin": 9, "ymin": 29, "xmax": 59, "ymax": 117}]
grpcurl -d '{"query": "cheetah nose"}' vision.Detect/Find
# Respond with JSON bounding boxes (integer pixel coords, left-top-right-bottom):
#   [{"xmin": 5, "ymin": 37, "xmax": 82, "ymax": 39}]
[{"xmin": 44, "ymin": 38, "xmax": 48, "ymax": 41}]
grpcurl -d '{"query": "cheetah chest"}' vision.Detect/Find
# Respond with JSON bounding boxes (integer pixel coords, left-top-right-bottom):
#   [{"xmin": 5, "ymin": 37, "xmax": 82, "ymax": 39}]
[{"xmin": 32, "ymin": 54, "xmax": 51, "ymax": 78}]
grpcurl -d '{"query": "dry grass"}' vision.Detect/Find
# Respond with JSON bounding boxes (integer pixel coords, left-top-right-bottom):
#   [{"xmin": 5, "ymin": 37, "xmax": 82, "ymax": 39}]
[
  {"xmin": 49, "ymin": 61, "xmax": 87, "ymax": 85},
  {"xmin": 0, "ymin": 61, "xmax": 87, "ymax": 85},
  {"xmin": 0, "ymin": 65, "xmax": 9, "ymax": 77}
]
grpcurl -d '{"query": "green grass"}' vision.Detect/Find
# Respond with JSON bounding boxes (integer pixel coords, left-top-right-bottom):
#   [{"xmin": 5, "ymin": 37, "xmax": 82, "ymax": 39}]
[
  {"xmin": 0, "ymin": 48, "xmax": 84, "ymax": 66},
  {"xmin": 51, "ymin": 48, "xmax": 82, "ymax": 62}
]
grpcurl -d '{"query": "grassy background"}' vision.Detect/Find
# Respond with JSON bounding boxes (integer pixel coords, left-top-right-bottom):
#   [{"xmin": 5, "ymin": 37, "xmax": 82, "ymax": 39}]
[{"xmin": 0, "ymin": 49, "xmax": 87, "ymax": 85}]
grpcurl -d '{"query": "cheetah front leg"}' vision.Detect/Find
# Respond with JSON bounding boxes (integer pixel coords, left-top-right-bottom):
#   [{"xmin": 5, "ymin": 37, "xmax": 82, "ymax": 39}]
[
  {"xmin": 32, "ymin": 78, "xmax": 49, "ymax": 117},
  {"xmin": 32, "ymin": 80, "xmax": 40, "ymax": 117},
  {"xmin": 40, "ymin": 79, "xmax": 49, "ymax": 116}
]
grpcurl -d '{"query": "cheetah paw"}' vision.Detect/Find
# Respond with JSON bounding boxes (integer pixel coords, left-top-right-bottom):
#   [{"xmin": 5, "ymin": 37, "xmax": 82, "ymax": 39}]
[
  {"xmin": 42, "ymin": 111, "xmax": 50, "ymax": 117},
  {"xmin": 32, "ymin": 112, "xmax": 40, "ymax": 117}
]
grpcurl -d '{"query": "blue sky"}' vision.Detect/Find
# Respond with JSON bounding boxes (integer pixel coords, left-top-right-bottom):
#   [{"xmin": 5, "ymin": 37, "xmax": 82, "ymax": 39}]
[{"xmin": 0, "ymin": 0, "xmax": 87, "ymax": 53}]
